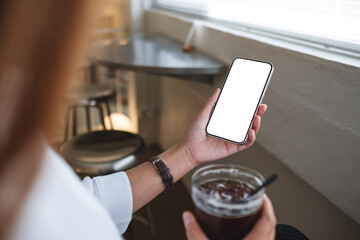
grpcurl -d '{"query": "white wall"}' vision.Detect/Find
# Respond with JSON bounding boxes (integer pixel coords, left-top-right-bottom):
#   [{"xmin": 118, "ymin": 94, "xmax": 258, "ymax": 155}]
[{"xmin": 145, "ymin": 8, "xmax": 360, "ymax": 234}]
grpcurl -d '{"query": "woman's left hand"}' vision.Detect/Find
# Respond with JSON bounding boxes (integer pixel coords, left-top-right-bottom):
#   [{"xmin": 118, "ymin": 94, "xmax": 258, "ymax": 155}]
[{"xmin": 180, "ymin": 88, "xmax": 267, "ymax": 166}]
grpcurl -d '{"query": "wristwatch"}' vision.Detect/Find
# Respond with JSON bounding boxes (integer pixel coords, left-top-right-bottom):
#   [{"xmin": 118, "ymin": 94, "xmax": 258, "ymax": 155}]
[{"xmin": 149, "ymin": 156, "xmax": 174, "ymax": 190}]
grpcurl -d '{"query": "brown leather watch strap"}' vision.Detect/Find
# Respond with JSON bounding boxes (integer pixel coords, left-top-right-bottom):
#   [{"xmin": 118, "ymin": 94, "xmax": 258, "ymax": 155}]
[{"xmin": 149, "ymin": 156, "xmax": 174, "ymax": 190}]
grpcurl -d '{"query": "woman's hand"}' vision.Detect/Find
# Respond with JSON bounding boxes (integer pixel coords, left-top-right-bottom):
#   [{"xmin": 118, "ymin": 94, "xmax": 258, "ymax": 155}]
[
  {"xmin": 243, "ymin": 195, "xmax": 277, "ymax": 240},
  {"xmin": 182, "ymin": 195, "xmax": 277, "ymax": 240},
  {"xmin": 180, "ymin": 88, "xmax": 267, "ymax": 166}
]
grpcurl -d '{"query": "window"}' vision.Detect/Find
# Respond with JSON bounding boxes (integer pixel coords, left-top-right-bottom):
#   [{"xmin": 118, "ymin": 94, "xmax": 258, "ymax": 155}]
[{"xmin": 156, "ymin": 0, "xmax": 360, "ymax": 54}]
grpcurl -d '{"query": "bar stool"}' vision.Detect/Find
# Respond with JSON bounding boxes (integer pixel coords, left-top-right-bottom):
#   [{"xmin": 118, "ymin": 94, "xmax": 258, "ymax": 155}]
[
  {"xmin": 64, "ymin": 84, "xmax": 115, "ymax": 141},
  {"xmin": 60, "ymin": 130, "xmax": 146, "ymax": 176}
]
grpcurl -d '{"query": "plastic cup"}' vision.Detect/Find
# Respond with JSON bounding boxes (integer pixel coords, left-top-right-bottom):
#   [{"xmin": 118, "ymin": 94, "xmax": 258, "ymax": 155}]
[{"xmin": 191, "ymin": 164, "xmax": 265, "ymax": 240}]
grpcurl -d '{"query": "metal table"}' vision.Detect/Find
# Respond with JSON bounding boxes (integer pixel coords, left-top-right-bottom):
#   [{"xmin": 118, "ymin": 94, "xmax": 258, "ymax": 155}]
[{"xmin": 86, "ymin": 33, "xmax": 227, "ymax": 83}]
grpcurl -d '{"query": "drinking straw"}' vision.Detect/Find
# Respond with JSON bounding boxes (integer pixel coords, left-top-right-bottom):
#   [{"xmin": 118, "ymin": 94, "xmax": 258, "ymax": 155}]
[{"xmin": 248, "ymin": 174, "xmax": 278, "ymax": 197}]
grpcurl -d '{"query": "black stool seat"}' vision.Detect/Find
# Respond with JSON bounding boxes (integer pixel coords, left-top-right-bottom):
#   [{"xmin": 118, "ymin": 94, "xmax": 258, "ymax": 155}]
[
  {"xmin": 65, "ymin": 84, "xmax": 114, "ymax": 106},
  {"xmin": 60, "ymin": 130, "xmax": 146, "ymax": 176}
]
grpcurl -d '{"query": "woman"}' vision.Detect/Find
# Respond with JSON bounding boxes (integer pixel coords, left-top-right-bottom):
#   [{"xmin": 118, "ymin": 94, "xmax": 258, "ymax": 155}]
[{"xmin": 0, "ymin": 0, "xmax": 276, "ymax": 239}]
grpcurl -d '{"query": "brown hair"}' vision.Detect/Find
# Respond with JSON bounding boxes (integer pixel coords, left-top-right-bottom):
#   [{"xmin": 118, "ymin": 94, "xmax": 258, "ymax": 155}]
[{"xmin": 0, "ymin": 0, "xmax": 98, "ymax": 238}]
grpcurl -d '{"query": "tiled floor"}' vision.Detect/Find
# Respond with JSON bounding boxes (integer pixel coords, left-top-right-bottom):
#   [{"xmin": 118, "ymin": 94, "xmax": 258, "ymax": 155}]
[{"xmin": 123, "ymin": 180, "xmax": 193, "ymax": 240}]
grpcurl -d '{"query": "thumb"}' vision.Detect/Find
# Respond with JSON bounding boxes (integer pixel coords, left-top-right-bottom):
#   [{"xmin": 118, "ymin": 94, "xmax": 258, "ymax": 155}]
[
  {"xmin": 182, "ymin": 211, "xmax": 208, "ymax": 240},
  {"xmin": 199, "ymin": 88, "xmax": 221, "ymax": 118}
]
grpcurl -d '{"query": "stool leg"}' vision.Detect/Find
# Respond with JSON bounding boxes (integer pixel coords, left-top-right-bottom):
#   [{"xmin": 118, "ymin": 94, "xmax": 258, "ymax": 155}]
[
  {"xmin": 72, "ymin": 107, "xmax": 77, "ymax": 137},
  {"xmin": 126, "ymin": 222, "xmax": 135, "ymax": 240},
  {"xmin": 97, "ymin": 105, "xmax": 106, "ymax": 130},
  {"xmin": 85, "ymin": 106, "xmax": 91, "ymax": 132},
  {"xmin": 64, "ymin": 107, "xmax": 71, "ymax": 142},
  {"xmin": 89, "ymin": 64, "xmax": 97, "ymax": 84},
  {"xmin": 104, "ymin": 101, "xmax": 113, "ymax": 130},
  {"xmin": 145, "ymin": 203, "xmax": 158, "ymax": 240}
]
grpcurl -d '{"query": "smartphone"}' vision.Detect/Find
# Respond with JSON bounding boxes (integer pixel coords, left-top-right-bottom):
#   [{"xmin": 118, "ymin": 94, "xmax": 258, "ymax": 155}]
[{"xmin": 206, "ymin": 57, "xmax": 274, "ymax": 145}]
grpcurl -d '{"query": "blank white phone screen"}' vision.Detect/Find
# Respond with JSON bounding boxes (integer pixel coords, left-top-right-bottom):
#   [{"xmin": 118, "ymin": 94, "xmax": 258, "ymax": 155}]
[{"xmin": 207, "ymin": 58, "xmax": 272, "ymax": 144}]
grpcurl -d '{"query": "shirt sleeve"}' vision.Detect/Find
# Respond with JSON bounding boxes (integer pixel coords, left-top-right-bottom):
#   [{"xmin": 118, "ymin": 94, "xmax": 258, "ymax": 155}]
[{"xmin": 81, "ymin": 172, "xmax": 133, "ymax": 235}]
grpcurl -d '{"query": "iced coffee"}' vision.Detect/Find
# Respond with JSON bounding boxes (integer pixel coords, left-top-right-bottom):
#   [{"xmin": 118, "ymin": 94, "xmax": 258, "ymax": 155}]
[{"xmin": 191, "ymin": 164, "xmax": 265, "ymax": 240}]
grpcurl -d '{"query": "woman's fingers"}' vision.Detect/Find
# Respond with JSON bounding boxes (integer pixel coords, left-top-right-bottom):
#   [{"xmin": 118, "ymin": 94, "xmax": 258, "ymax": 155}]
[
  {"xmin": 257, "ymin": 104, "xmax": 267, "ymax": 116},
  {"xmin": 243, "ymin": 195, "xmax": 277, "ymax": 240},
  {"xmin": 240, "ymin": 104, "xmax": 266, "ymax": 148},
  {"xmin": 252, "ymin": 115, "xmax": 261, "ymax": 134},
  {"xmin": 183, "ymin": 211, "xmax": 209, "ymax": 240},
  {"xmin": 251, "ymin": 104, "xmax": 266, "ymax": 136},
  {"xmin": 262, "ymin": 195, "xmax": 277, "ymax": 226},
  {"xmin": 244, "ymin": 129, "xmax": 256, "ymax": 148}
]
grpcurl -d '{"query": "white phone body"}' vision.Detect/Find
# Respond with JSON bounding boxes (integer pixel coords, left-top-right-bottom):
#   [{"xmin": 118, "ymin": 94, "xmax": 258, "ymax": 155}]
[{"xmin": 206, "ymin": 57, "xmax": 274, "ymax": 145}]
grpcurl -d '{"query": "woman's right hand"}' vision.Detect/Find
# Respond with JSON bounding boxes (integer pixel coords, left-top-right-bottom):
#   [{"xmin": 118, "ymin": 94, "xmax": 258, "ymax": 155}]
[{"xmin": 183, "ymin": 195, "xmax": 277, "ymax": 240}]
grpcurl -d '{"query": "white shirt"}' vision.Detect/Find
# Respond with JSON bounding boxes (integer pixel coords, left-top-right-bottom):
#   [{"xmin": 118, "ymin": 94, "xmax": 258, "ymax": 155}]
[{"xmin": 10, "ymin": 146, "xmax": 133, "ymax": 240}]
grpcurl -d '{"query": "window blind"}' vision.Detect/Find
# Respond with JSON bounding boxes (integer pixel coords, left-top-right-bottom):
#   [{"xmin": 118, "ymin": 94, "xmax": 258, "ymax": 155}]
[{"xmin": 156, "ymin": 0, "xmax": 360, "ymax": 53}]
